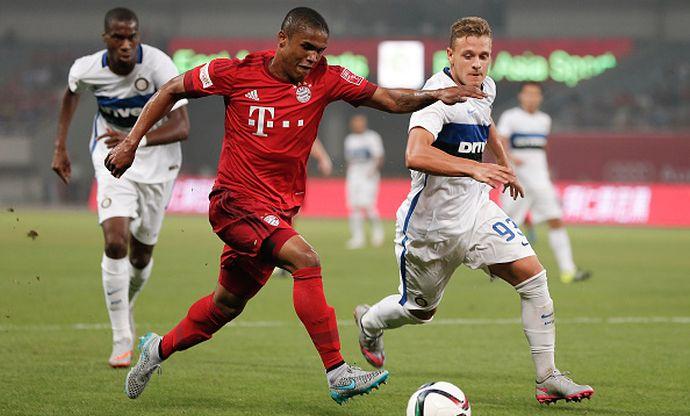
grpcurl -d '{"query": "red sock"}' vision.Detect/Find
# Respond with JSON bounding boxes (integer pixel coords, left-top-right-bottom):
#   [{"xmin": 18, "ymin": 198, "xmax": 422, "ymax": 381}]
[
  {"xmin": 160, "ymin": 293, "xmax": 230, "ymax": 359},
  {"xmin": 292, "ymin": 267, "xmax": 344, "ymax": 369}
]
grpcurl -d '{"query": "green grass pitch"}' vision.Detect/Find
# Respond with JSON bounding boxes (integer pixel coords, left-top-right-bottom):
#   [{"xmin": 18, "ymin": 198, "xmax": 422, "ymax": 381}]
[{"xmin": 1, "ymin": 209, "xmax": 689, "ymax": 415}]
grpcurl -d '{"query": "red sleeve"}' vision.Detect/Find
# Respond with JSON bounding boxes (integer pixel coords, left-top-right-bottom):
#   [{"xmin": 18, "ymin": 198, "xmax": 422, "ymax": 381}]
[
  {"xmin": 325, "ymin": 65, "xmax": 377, "ymax": 106},
  {"xmin": 183, "ymin": 58, "xmax": 238, "ymax": 97}
]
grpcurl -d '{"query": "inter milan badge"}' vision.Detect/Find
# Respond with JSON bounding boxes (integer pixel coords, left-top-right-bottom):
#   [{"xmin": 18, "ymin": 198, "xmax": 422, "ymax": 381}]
[
  {"xmin": 101, "ymin": 197, "xmax": 112, "ymax": 209},
  {"xmin": 134, "ymin": 77, "xmax": 149, "ymax": 91},
  {"xmin": 295, "ymin": 84, "xmax": 312, "ymax": 103},
  {"xmin": 263, "ymin": 215, "xmax": 280, "ymax": 226}
]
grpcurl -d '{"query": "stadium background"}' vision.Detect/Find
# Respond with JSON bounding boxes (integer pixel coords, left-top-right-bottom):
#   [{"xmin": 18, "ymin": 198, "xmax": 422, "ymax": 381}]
[
  {"xmin": 1, "ymin": 0, "xmax": 689, "ymax": 227},
  {"xmin": 1, "ymin": 2, "xmax": 690, "ymax": 415}
]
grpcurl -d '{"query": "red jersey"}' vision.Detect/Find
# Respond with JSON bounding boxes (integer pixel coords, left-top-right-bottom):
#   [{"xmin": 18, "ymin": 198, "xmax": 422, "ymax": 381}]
[{"xmin": 183, "ymin": 50, "xmax": 377, "ymax": 211}]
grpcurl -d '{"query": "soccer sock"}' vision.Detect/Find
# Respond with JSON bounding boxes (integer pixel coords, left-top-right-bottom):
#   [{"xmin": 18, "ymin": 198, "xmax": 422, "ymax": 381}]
[
  {"xmin": 348, "ymin": 210, "xmax": 364, "ymax": 243},
  {"xmin": 367, "ymin": 207, "xmax": 384, "ymax": 240},
  {"xmin": 101, "ymin": 254, "xmax": 131, "ymax": 342},
  {"xmin": 548, "ymin": 228, "xmax": 576, "ymax": 275},
  {"xmin": 361, "ymin": 294, "xmax": 428, "ymax": 337},
  {"xmin": 128, "ymin": 258, "xmax": 153, "ymax": 307},
  {"xmin": 159, "ymin": 293, "xmax": 231, "ymax": 360},
  {"xmin": 292, "ymin": 267, "xmax": 344, "ymax": 369},
  {"xmin": 515, "ymin": 270, "xmax": 556, "ymax": 382}
]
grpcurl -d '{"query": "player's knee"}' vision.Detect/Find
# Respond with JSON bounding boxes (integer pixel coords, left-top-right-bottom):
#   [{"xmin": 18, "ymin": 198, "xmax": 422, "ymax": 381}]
[
  {"xmin": 410, "ymin": 308, "xmax": 436, "ymax": 321},
  {"xmin": 293, "ymin": 249, "xmax": 321, "ymax": 269},
  {"xmin": 129, "ymin": 252, "xmax": 152, "ymax": 269},
  {"xmin": 103, "ymin": 238, "xmax": 128, "ymax": 259}
]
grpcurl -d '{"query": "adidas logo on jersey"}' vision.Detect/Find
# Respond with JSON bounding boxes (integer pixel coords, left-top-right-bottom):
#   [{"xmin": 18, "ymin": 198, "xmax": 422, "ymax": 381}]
[{"xmin": 245, "ymin": 90, "xmax": 260, "ymax": 101}]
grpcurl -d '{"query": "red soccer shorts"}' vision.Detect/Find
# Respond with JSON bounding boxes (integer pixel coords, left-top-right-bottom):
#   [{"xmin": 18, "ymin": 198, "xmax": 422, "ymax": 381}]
[{"xmin": 208, "ymin": 189, "xmax": 299, "ymax": 299}]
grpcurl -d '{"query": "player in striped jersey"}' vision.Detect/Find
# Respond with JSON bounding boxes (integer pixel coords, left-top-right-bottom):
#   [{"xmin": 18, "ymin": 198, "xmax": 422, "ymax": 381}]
[
  {"xmin": 51, "ymin": 7, "xmax": 189, "ymax": 367},
  {"xmin": 497, "ymin": 83, "xmax": 591, "ymax": 284}
]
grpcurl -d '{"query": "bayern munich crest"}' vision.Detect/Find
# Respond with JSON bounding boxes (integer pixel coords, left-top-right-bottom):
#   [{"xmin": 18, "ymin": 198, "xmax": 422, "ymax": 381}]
[
  {"xmin": 263, "ymin": 215, "xmax": 280, "ymax": 226},
  {"xmin": 295, "ymin": 84, "xmax": 312, "ymax": 103}
]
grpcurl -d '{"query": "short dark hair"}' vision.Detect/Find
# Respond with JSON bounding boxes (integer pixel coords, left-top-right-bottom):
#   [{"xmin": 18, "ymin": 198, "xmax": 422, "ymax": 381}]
[
  {"xmin": 520, "ymin": 81, "xmax": 542, "ymax": 92},
  {"xmin": 280, "ymin": 7, "xmax": 329, "ymax": 37},
  {"xmin": 104, "ymin": 7, "xmax": 138, "ymax": 32}
]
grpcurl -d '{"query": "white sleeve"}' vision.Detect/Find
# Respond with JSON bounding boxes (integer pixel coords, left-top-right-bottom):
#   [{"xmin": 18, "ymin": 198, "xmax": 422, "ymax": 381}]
[
  {"xmin": 152, "ymin": 49, "xmax": 188, "ymax": 109},
  {"xmin": 370, "ymin": 132, "xmax": 384, "ymax": 158},
  {"xmin": 408, "ymin": 102, "xmax": 447, "ymax": 138},
  {"xmin": 545, "ymin": 113, "xmax": 552, "ymax": 134},
  {"xmin": 496, "ymin": 111, "xmax": 513, "ymax": 138},
  {"xmin": 67, "ymin": 58, "xmax": 88, "ymax": 93}
]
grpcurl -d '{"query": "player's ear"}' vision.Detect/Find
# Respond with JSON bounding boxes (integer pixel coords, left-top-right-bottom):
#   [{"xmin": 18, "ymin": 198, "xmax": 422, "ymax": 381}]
[
  {"xmin": 277, "ymin": 30, "xmax": 288, "ymax": 48},
  {"xmin": 446, "ymin": 47, "xmax": 454, "ymax": 66}
]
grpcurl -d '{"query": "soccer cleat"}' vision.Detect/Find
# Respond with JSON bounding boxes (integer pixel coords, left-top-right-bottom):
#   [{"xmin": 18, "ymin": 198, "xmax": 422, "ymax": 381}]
[
  {"xmin": 560, "ymin": 269, "xmax": 592, "ymax": 284},
  {"xmin": 354, "ymin": 305, "xmax": 385, "ymax": 368},
  {"xmin": 329, "ymin": 363, "xmax": 389, "ymax": 405},
  {"xmin": 535, "ymin": 370, "xmax": 594, "ymax": 404},
  {"xmin": 108, "ymin": 337, "xmax": 133, "ymax": 368},
  {"xmin": 346, "ymin": 238, "xmax": 365, "ymax": 250},
  {"xmin": 125, "ymin": 332, "xmax": 162, "ymax": 399}
]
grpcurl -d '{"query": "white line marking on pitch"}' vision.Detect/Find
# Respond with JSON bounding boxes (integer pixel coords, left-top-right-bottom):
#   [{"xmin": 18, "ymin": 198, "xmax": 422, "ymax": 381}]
[{"xmin": 1, "ymin": 316, "xmax": 689, "ymax": 332}]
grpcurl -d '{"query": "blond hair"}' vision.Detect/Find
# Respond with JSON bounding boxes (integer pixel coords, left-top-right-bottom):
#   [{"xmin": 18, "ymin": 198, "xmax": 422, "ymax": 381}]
[{"xmin": 449, "ymin": 17, "xmax": 492, "ymax": 48}]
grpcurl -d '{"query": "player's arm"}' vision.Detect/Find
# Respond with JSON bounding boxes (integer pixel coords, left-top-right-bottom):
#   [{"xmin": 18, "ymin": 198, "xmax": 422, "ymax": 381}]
[
  {"xmin": 105, "ymin": 75, "xmax": 190, "ymax": 177},
  {"xmin": 309, "ymin": 138, "xmax": 333, "ymax": 177},
  {"xmin": 51, "ymin": 88, "xmax": 81, "ymax": 184},
  {"xmin": 405, "ymin": 127, "xmax": 516, "ymax": 189},
  {"xmin": 361, "ymin": 85, "xmax": 486, "ymax": 114},
  {"xmin": 97, "ymin": 107, "xmax": 189, "ymax": 149},
  {"xmin": 487, "ymin": 124, "xmax": 524, "ymax": 199}
]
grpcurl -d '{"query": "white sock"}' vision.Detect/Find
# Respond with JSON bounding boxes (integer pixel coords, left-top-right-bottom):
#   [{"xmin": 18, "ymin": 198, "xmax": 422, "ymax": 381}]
[
  {"xmin": 101, "ymin": 254, "xmax": 131, "ymax": 342},
  {"xmin": 326, "ymin": 362, "xmax": 347, "ymax": 385},
  {"xmin": 548, "ymin": 228, "xmax": 576, "ymax": 275},
  {"xmin": 367, "ymin": 207, "xmax": 384, "ymax": 240},
  {"xmin": 515, "ymin": 270, "xmax": 556, "ymax": 381},
  {"xmin": 361, "ymin": 294, "xmax": 428, "ymax": 337},
  {"xmin": 129, "ymin": 258, "xmax": 153, "ymax": 306},
  {"xmin": 349, "ymin": 209, "xmax": 364, "ymax": 243}
]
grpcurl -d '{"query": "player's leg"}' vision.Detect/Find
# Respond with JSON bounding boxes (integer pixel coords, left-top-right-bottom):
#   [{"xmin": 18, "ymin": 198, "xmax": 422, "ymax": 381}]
[
  {"xmin": 96, "ymin": 173, "xmax": 139, "ymax": 367},
  {"xmin": 126, "ymin": 179, "xmax": 176, "ymax": 338},
  {"xmin": 365, "ymin": 204, "xmax": 384, "ymax": 247},
  {"xmin": 489, "ymin": 257, "xmax": 594, "ymax": 403},
  {"xmin": 532, "ymin": 186, "xmax": 591, "ymax": 283},
  {"xmin": 357, "ymin": 233, "xmax": 457, "ymax": 368},
  {"xmin": 274, "ymin": 233, "xmax": 389, "ymax": 403},
  {"xmin": 101, "ymin": 216, "xmax": 134, "ymax": 367},
  {"xmin": 126, "ymin": 280, "xmax": 252, "ymax": 399},
  {"xmin": 469, "ymin": 200, "xmax": 592, "ymax": 403},
  {"xmin": 347, "ymin": 207, "xmax": 365, "ymax": 249}
]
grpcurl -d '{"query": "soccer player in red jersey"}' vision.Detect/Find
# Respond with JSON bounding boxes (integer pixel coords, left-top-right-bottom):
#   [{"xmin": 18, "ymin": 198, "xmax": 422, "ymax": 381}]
[{"xmin": 105, "ymin": 7, "xmax": 487, "ymax": 404}]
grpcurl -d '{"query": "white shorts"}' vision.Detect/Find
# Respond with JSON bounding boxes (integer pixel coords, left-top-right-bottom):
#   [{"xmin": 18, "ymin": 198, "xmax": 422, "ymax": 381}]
[
  {"xmin": 346, "ymin": 176, "xmax": 380, "ymax": 209},
  {"xmin": 500, "ymin": 183, "xmax": 563, "ymax": 225},
  {"xmin": 95, "ymin": 173, "xmax": 175, "ymax": 246},
  {"xmin": 395, "ymin": 199, "xmax": 535, "ymax": 311}
]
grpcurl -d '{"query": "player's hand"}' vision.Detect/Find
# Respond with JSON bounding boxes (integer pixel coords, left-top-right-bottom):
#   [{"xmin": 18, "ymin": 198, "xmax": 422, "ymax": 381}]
[
  {"xmin": 51, "ymin": 147, "xmax": 71, "ymax": 184},
  {"xmin": 503, "ymin": 180, "xmax": 525, "ymax": 200},
  {"xmin": 437, "ymin": 85, "xmax": 487, "ymax": 105},
  {"xmin": 317, "ymin": 157, "xmax": 333, "ymax": 177},
  {"xmin": 97, "ymin": 128, "xmax": 127, "ymax": 149},
  {"xmin": 104, "ymin": 138, "xmax": 137, "ymax": 178},
  {"xmin": 470, "ymin": 163, "xmax": 516, "ymax": 189}
]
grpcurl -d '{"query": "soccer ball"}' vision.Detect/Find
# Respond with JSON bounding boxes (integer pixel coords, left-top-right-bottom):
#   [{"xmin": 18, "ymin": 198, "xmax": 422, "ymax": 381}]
[{"xmin": 406, "ymin": 381, "xmax": 471, "ymax": 416}]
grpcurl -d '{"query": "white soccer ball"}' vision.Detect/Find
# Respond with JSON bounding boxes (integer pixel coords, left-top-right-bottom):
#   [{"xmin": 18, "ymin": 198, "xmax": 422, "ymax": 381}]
[{"xmin": 406, "ymin": 381, "xmax": 471, "ymax": 416}]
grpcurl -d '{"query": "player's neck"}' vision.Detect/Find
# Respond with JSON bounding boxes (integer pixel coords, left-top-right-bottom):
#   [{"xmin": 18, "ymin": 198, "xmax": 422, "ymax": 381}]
[
  {"xmin": 108, "ymin": 58, "xmax": 135, "ymax": 76},
  {"xmin": 521, "ymin": 105, "xmax": 538, "ymax": 114},
  {"xmin": 267, "ymin": 57, "xmax": 302, "ymax": 84}
]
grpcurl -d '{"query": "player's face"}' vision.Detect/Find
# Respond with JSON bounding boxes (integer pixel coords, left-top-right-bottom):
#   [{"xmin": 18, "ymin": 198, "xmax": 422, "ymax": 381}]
[
  {"xmin": 350, "ymin": 115, "xmax": 367, "ymax": 134},
  {"xmin": 446, "ymin": 35, "xmax": 492, "ymax": 87},
  {"xmin": 102, "ymin": 19, "xmax": 140, "ymax": 68},
  {"xmin": 518, "ymin": 84, "xmax": 543, "ymax": 113},
  {"xmin": 277, "ymin": 27, "xmax": 328, "ymax": 83}
]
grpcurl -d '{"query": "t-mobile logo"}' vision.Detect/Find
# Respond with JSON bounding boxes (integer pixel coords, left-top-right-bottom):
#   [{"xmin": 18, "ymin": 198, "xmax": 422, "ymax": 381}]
[{"xmin": 248, "ymin": 105, "xmax": 275, "ymax": 137}]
